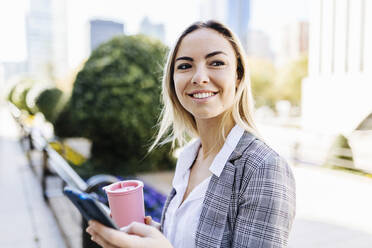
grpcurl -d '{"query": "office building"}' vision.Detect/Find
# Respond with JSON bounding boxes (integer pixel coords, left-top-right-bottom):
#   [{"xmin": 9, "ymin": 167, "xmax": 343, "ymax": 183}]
[
  {"xmin": 302, "ymin": 0, "xmax": 372, "ymax": 134},
  {"xmin": 25, "ymin": 0, "xmax": 68, "ymax": 80},
  {"xmin": 26, "ymin": 0, "xmax": 53, "ymax": 77},
  {"xmin": 139, "ymin": 17, "xmax": 165, "ymax": 43},
  {"xmin": 227, "ymin": 0, "xmax": 251, "ymax": 48},
  {"xmin": 246, "ymin": 29, "xmax": 274, "ymax": 60},
  {"xmin": 90, "ymin": 19, "xmax": 124, "ymax": 51},
  {"xmin": 200, "ymin": 0, "xmax": 251, "ymax": 49},
  {"xmin": 278, "ymin": 21, "xmax": 309, "ymax": 65},
  {"xmin": 51, "ymin": 0, "xmax": 68, "ymax": 80},
  {"xmin": 1, "ymin": 62, "xmax": 28, "ymax": 82}
]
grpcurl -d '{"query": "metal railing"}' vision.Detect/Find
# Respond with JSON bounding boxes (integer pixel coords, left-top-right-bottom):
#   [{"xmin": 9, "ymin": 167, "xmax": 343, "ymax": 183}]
[{"xmin": 8, "ymin": 102, "xmax": 118, "ymax": 248}]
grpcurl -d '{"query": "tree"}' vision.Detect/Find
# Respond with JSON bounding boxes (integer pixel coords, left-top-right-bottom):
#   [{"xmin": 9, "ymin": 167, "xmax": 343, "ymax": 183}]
[
  {"xmin": 248, "ymin": 57, "xmax": 277, "ymax": 108},
  {"xmin": 275, "ymin": 55, "xmax": 308, "ymax": 107},
  {"xmin": 7, "ymin": 78, "xmax": 37, "ymax": 114},
  {"xmin": 35, "ymin": 88, "xmax": 64, "ymax": 124},
  {"xmin": 55, "ymin": 34, "xmax": 175, "ymax": 177}
]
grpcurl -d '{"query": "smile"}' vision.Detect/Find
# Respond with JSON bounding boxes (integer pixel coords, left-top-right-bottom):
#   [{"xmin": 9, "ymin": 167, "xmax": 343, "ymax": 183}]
[{"xmin": 188, "ymin": 92, "xmax": 218, "ymax": 99}]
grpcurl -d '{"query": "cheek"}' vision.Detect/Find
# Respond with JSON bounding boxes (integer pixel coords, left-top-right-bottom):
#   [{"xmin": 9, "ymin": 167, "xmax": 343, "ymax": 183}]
[
  {"xmin": 175, "ymin": 87, "xmax": 183, "ymax": 103},
  {"xmin": 173, "ymin": 76, "xmax": 185, "ymax": 102},
  {"xmin": 223, "ymin": 86, "xmax": 236, "ymax": 105},
  {"xmin": 215, "ymin": 72, "xmax": 237, "ymax": 95}
]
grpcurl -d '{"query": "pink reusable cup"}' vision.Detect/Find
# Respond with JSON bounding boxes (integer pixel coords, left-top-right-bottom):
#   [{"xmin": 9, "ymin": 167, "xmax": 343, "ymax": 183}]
[{"xmin": 103, "ymin": 180, "xmax": 145, "ymax": 228}]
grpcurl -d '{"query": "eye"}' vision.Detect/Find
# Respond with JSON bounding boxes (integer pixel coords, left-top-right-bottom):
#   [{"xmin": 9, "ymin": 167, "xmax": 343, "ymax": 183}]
[
  {"xmin": 177, "ymin": 63, "xmax": 191, "ymax": 70},
  {"xmin": 210, "ymin": 60, "xmax": 225, "ymax": 66}
]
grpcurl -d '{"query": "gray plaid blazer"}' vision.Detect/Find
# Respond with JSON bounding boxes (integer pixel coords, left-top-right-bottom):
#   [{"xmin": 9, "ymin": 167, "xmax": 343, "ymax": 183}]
[{"xmin": 160, "ymin": 131, "xmax": 296, "ymax": 248}]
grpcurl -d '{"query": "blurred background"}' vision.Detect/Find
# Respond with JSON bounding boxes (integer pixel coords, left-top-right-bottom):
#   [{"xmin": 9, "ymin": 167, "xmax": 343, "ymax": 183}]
[{"xmin": 0, "ymin": 0, "xmax": 371, "ymax": 247}]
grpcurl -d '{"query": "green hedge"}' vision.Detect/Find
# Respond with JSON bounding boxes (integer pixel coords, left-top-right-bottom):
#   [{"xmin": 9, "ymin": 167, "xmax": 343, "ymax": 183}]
[
  {"xmin": 8, "ymin": 79, "xmax": 36, "ymax": 114},
  {"xmin": 55, "ymin": 34, "xmax": 175, "ymax": 177},
  {"xmin": 35, "ymin": 88, "xmax": 64, "ymax": 124}
]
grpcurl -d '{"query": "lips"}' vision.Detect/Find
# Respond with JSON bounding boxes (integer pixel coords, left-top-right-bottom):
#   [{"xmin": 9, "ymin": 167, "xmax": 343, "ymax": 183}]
[{"xmin": 187, "ymin": 90, "xmax": 219, "ymax": 99}]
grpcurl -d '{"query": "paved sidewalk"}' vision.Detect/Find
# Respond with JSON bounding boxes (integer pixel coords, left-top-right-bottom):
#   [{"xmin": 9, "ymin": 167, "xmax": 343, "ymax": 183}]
[
  {"xmin": 0, "ymin": 139, "xmax": 67, "ymax": 248},
  {"xmin": 288, "ymin": 166, "xmax": 372, "ymax": 247}
]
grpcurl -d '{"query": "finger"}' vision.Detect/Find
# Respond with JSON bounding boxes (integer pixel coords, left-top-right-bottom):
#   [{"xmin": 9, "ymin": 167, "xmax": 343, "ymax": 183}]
[
  {"xmin": 153, "ymin": 220, "xmax": 161, "ymax": 230},
  {"xmin": 86, "ymin": 226, "xmax": 96, "ymax": 236},
  {"xmin": 90, "ymin": 220, "xmax": 136, "ymax": 247},
  {"xmin": 144, "ymin": 216, "xmax": 152, "ymax": 225},
  {"xmin": 91, "ymin": 233, "xmax": 119, "ymax": 248},
  {"xmin": 86, "ymin": 224, "xmax": 102, "ymax": 239},
  {"xmin": 122, "ymin": 222, "xmax": 156, "ymax": 237}
]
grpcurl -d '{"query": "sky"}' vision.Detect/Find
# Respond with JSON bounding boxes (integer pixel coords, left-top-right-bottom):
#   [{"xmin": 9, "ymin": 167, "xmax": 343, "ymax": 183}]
[{"xmin": 0, "ymin": 0, "xmax": 309, "ymax": 66}]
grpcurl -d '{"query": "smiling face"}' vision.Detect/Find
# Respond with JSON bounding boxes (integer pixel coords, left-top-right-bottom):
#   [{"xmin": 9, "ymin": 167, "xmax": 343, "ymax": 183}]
[{"xmin": 173, "ymin": 28, "xmax": 238, "ymax": 121}]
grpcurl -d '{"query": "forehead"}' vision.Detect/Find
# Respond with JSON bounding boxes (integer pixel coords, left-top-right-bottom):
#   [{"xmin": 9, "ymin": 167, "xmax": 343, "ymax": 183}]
[{"xmin": 176, "ymin": 28, "xmax": 236, "ymax": 58}]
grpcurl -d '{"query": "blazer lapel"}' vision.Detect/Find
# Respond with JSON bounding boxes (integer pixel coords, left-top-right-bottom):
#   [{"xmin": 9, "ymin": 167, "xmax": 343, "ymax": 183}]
[
  {"xmin": 195, "ymin": 131, "xmax": 257, "ymax": 247},
  {"xmin": 227, "ymin": 131, "xmax": 257, "ymax": 162},
  {"xmin": 195, "ymin": 161, "xmax": 235, "ymax": 247},
  {"xmin": 160, "ymin": 188, "xmax": 176, "ymax": 233}
]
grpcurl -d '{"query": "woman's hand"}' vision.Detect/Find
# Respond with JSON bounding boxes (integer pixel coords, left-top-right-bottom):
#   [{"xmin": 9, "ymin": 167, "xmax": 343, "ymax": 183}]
[
  {"xmin": 86, "ymin": 220, "xmax": 173, "ymax": 248},
  {"xmin": 144, "ymin": 216, "xmax": 161, "ymax": 230}
]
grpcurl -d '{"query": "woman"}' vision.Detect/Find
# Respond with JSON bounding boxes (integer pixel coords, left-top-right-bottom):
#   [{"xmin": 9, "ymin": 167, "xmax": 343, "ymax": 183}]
[{"xmin": 87, "ymin": 20, "xmax": 296, "ymax": 248}]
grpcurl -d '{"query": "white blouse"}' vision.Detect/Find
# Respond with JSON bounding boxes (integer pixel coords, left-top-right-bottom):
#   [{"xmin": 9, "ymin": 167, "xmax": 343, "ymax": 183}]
[{"xmin": 163, "ymin": 125, "xmax": 244, "ymax": 248}]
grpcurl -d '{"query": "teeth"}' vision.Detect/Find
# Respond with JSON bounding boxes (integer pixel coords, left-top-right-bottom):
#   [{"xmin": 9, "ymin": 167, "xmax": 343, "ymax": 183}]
[{"xmin": 192, "ymin": 92, "xmax": 215, "ymax": 99}]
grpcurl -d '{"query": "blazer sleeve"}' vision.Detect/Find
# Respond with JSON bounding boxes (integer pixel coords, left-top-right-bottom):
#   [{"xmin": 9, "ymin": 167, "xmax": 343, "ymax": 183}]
[{"xmin": 232, "ymin": 155, "xmax": 296, "ymax": 248}]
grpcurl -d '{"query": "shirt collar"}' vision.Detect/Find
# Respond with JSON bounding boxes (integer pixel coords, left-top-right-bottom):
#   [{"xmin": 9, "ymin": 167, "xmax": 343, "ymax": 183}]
[
  {"xmin": 172, "ymin": 124, "xmax": 245, "ymax": 188},
  {"xmin": 209, "ymin": 124, "xmax": 244, "ymax": 177},
  {"xmin": 172, "ymin": 139, "xmax": 201, "ymax": 189}
]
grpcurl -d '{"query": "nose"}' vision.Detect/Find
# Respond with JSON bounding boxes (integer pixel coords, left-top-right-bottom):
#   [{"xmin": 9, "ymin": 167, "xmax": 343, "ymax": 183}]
[{"xmin": 192, "ymin": 65, "xmax": 209, "ymax": 85}]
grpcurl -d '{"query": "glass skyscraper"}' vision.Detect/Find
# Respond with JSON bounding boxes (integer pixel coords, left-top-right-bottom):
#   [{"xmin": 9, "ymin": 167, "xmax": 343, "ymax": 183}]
[
  {"xmin": 200, "ymin": 0, "xmax": 251, "ymax": 49},
  {"xmin": 227, "ymin": 0, "xmax": 251, "ymax": 49},
  {"xmin": 90, "ymin": 20, "xmax": 124, "ymax": 51}
]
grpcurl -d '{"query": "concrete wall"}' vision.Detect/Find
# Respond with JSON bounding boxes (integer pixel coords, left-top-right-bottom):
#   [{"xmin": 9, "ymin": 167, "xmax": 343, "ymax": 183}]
[
  {"xmin": 302, "ymin": 75, "xmax": 372, "ymax": 135},
  {"xmin": 302, "ymin": 0, "xmax": 372, "ymax": 134}
]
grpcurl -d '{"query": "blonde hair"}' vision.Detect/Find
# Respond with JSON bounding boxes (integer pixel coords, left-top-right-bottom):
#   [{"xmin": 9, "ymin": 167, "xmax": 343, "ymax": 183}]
[{"xmin": 149, "ymin": 20, "xmax": 258, "ymax": 151}]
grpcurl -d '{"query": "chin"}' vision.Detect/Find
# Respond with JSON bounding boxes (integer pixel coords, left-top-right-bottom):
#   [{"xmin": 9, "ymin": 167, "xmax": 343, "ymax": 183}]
[{"xmin": 192, "ymin": 112, "xmax": 221, "ymax": 120}]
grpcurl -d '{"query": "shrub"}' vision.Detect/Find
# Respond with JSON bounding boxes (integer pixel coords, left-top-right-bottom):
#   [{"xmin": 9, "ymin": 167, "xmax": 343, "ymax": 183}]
[
  {"xmin": 275, "ymin": 55, "xmax": 308, "ymax": 107},
  {"xmin": 35, "ymin": 88, "xmax": 64, "ymax": 124},
  {"xmin": 55, "ymin": 34, "xmax": 175, "ymax": 177},
  {"xmin": 248, "ymin": 58, "xmax": 277, "ymax": 109},
  {"xmin": 7, "ymin": 84, "xmax": 17, "ymax": 103},
  {"xmin": 8, "ymin": 79, "xmax": 36, "ymax": 114}
]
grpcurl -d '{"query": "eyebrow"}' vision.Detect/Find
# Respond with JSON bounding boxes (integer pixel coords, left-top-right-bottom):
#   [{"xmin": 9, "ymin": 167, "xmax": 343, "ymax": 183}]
[{"xmin": 175, "ymin": 51, "xmax": 227, "ymax": 62}]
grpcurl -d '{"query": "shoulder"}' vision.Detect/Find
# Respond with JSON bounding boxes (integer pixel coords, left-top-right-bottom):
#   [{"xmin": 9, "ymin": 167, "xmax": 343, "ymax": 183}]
[
  {"xmin": 233, "ymin": 131, "xmax": 282, "ymax": 165},
  {"xmin": 237, "ymin": 131, "xmax": 287, "ymax": 167},
  {"xmin": 233, "ymin": 131, "xmax": 295, "ymax": 188}
]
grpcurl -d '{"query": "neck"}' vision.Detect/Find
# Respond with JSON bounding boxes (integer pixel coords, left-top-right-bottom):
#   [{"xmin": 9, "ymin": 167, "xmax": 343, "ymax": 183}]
[{"xmin": 195, "ymin": 114, "xmax": 235, "ymax": 159}]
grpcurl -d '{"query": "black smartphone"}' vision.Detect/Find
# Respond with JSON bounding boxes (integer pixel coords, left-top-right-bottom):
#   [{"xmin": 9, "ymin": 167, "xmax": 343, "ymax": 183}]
[{"xmin": 63, "ymin": 186, "xmax": 119, "ymax": 230}]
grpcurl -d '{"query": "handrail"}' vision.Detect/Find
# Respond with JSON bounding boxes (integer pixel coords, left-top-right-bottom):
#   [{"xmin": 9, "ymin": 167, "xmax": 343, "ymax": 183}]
[
  {"xmin": 46, "ymin": 147, "xmax": 88, "ymax": 191},
  {"xmin": 6, "ymin": 101, "xmax": 118, "ymax": 193},
  {"xmin": 7, "ymin": 101, "xmax": 121, "ymax": 248},
  {"xmin": 23, "ymin": 121, "xmax": 89, "ymax": 191}
]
